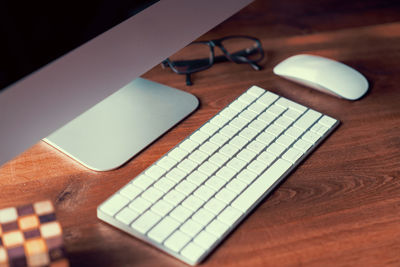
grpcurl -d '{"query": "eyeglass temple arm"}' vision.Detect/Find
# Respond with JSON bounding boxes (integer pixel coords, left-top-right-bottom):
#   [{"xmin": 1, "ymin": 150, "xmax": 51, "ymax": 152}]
[{"xmin": 186, "ymin": 73, "xmax": 193, "ymax": 86}]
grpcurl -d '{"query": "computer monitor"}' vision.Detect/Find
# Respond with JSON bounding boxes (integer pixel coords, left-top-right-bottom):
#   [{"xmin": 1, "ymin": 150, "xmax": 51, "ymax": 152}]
[{"xmin": 0, "ymin": 0, "xmax": 253, "ymax": 171}]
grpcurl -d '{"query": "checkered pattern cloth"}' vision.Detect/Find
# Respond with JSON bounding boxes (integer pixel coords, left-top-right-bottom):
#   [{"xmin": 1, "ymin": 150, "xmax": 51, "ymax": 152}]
[{"xmin": 0, "ymin": 200, "xmax": 68, "ymax": 267}]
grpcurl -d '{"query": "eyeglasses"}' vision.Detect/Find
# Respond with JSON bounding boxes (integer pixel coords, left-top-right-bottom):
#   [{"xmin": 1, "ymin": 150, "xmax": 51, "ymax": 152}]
[{"xmin": 161, "ymin": 36, "xmax": 264, "ymax": 86}]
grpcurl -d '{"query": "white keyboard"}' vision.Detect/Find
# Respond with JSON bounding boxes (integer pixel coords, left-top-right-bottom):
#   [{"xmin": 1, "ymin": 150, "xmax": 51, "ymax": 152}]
[{"xmin": 97, "ymin": 86, "xmax": 339, "ymax": 265}]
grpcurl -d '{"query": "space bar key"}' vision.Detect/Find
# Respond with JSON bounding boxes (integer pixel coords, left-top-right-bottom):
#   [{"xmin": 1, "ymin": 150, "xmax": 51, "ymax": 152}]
[{"xmin": 232, "ymin": 159, "xmax": 292, "ymax": 212}]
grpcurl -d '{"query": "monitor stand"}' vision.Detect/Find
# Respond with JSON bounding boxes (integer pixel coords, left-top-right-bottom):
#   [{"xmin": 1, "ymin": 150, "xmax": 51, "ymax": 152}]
[{"xmin": 43, "ymin": 78, "xmax": 199, "ymax": 171}]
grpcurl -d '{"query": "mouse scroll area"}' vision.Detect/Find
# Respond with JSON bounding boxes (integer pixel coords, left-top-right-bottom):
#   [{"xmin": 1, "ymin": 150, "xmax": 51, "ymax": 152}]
[{"xmin": 273, "ymin": 54, "xmax": 369, "ymax": 100}]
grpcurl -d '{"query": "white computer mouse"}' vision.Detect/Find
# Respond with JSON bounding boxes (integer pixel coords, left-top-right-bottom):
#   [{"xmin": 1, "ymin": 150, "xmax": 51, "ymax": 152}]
[{"xmin": 273, "ymin": 54, "xmax": 369, "ymax": 100}]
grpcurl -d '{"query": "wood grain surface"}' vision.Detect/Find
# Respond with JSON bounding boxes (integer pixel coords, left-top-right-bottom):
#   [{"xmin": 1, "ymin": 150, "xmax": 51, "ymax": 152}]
[{"xmin": 1, "ymin": 1, "xmax": 400, "ymax": 266}]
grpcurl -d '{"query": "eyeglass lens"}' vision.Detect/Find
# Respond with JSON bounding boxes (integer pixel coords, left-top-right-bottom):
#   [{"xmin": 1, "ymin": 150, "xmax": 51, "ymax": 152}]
[
  {"xmin": 217, "ymin": 37, "xmax": 263, "ymax": 62},
  {"xmin": 169, "ymin": 43, "xmax": 213, "ymax": 73}
]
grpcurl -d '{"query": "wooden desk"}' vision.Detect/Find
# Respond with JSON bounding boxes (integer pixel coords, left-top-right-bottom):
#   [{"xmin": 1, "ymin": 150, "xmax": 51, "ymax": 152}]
[{"xmin": 1, "ymin": 1, "xmax": 400, "ymax": 266}]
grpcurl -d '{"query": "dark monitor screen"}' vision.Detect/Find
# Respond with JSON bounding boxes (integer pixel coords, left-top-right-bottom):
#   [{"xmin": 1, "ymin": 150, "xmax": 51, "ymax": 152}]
[{"xmin": 0, "ymin": 0, "xmax": 158, "ymax": 91}]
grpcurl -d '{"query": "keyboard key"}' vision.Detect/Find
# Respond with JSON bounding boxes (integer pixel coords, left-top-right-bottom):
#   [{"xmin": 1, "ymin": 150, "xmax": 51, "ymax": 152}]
[
  {"xmin": 210, "ymin": 114, "xmax": 229, "ymax": 127},
  {"xmin": 131, "ymin": 210, "xmax": 161, "ymax": 234},
  {"xmin": 200, "ymin": 122, "xmax": 220, "ymax": 136},
  {"xmin": 267, "ymin": 142, "xmax": 286, "ymax": 156},
  {"xmin": 237, "ymin": 148, "xmax": 256, "ymax": 162},
  {"xmin": 204, "ymin": 197, "xmax": 226, "ymax": 215},
  {"xmin": 294, "ymin": 139, "xmax": 313, "ymax": 152},
  {"xmin": 115, "ymin": 207, "xmax": 139, "ymax": 225},
  {"xmin": 230, "ymin": 117, "xmax": 248, "ymax": 129},
  {"xmin": 258, "ymin": 110, "xmax": 276, "ymax": 124},
  {"xmin": 285, "ymin": 126, "xmax": 304, "ymax": 139},
  {"xmin": 154, "ymin": 177, "xmax": 175, "ymax": 193},
  {"xmin": 282, "ymin": 148, "xmax": 303, "ymax": 163},
  {"xmin": 131, "ymin": 174, "xmax": 154, "ymax": 190},
  {"xmin": 248, "ymin": 119, "xmax": 268, "ymax": 132},
  {"xmin": 194, "ymin": 185, "xmax": 216, "ymax": 202},
  {"xmin": 170, "ymin": 205, "xmax": 193, "ymax": 223},
  {"xmin": 157, "ymin": 156, "xmax": 177, "ymax": 170},
  {"xmin": 238, "ymin": 92, "xmax": 256, "ymax": 104},
  {"xmin": 164, "ymin": 189, "xmax": 186, "ymax": 206},
  {"xmin": 229, "ymin": 99, "xmax": 247, "ymax": 112},
  {"xmin": 148, "ymin": 216, "xmax": 179, "ymax": 243},
  {"xmin": 230, "ymin": 135, "xmax": 248, "ymax": 149},
  {"xmin": 275, "ymin": 116, "xmax": 293, "ymax": 128},
  {"xmin": 180, "ymin": 139, "xmax": 199, "ymax": 152},
  {"xmin": 266, "ymin": 124, "xmax": 285, "ymax": 136},
  {"xmin": 120, "ymin": 184, "xmax": 142, "ymax": 200},
  {"xmin": 215, "ymin": 188, "xmax": 237, "ymax": 204},
  {"xmin": 141, "ymin": 186, "xmax": 163, "ymax": 203},
  {"xmin": 218, "ymin": 206, "xmax": 242, "ymax": 225},
  {"xmin": 164, "ymin": 230, "xmax": 191, "ymax": 252},
  {"xmin": 283, "ymin": 108, "xmax": 302, "ymax": 120},
  {"xmin": 219, "ymin": 107, "xmax": 239, "ymax": 120},
  {"xmin": 206, "ymin": 219, "xmax": 229, "ymax": 238},
  {"xmin": 220, "ymin": 124, "xmax": 240, "ymax": 138},
  {"xmin": 226, "ymin": 178, "xmax": 247, "ymax": 194},
  {"xmin": 239, "ymin": 109, "xmax": 258, "ymax": 121},
  {"xmin": 236, "ymin": 169, "xmax": 258, "ymax": 184},
  {"xmin": 166, "ymin": 167, "xmax": 187, "ymax": 183},
  {"xmin": 193, "ymin": 230, "xmax": 218, "ymax": 250},
  {"xmin": 302, "ymin": 130, "xmax": 321, "ymax": 143},
  {"xmin": 178, "ymin": 158, "xmax": 198, "ymax": 173},
  {"xmin": 205, "ymin": 175, "xmax": 227, "ymax": 191},
  {"xmin": 175, "ymin": 180, "xmax": 197, "ymax": 195},
  {"xmin": 227, "ymin": 157, "xmax": 247, "ymax": 172},
  {"xmin": 247, "ymin": 86, "xmax": 265, "ymax": 97},
  {"xmin": 129, "ymin": 197, "xmax": 151, "ymax": 214},
  {"xmin": 180, "ymin": 242, "xmax": 205, "ymax": 263},
  {"xmin": 146, "ymin": 165, "xmax": 167, "ymax": 180},
  {"xmin": 294, "ymin": 109, "xmax": 321, "ymax": 130},
  {"xmin": 187, "ymin": 171, "xmax": 208, "ymax": 186},
  {"xmin": 151, "ymin": 199, "xmax": 174, "ymax": 217},
  {"xmin": 246, "ymin": 140, "xmax": 266, "ymax": 154},
  {"xmin": 319, "ymin": 115, "xmax": 337, "ymax": 128},
  {"xmin": 208, "ymin": 152, "xmax": 229, "ymax": 167},
  {"xmin": 192, "ymin": 208, "xmax": 215, "ymax": 226},
  {"xmin": 247, "ymin": 159, "xmax": 268, "ymax": 175},
  {"xmin": 209, "ymin": 133, "xmax": 229, "ymax": 146},
  {"xmin": 199, "ymin": 141, "xmax": 219, "ymax": 154},
  {"xmin": 219, "ymin": 143, "xmax": 239, "ymax": 157},
  {"xmin": 167, "ymin": 167, "xmax": 186, "ymax": 183},
  {"xmin": 256, "ymin": 132, "xmax": 275, "ymax": 145},
  {"xmin": 239, "ymin": 127, "xmax": 258, "ymax": 140},
  {"xmin": 198, "ymin": 161, "xmax": 219, "ymax": 176},
  {"xmin": 216, "ymin": 166, "xmax": 236, "ymax": 181},
  {"xmin": 311, "ymin": 123, "xmax": 329, "ymax": 136},
  {"xmin": 180, "ymin": 219, "xmax": 203, "ymax": 237},
  {"xmin": 267, "ymin": 104, "xmax": 286, "ymax": 116},
  {"xmin": 182, "ymin": 195, "xmax": 204, "ymax": 212},
  {"xmin": 100, "ymin": 194, "xmax": 129, "ymax": 217},
  {"xmin": 257, "ymin": 91, "xmax": 278, "ymax": 107},
  {"xmin": 248, "ymin": 102, "xmax": 266, "ymax": 114},
  {"xmin": 190, "ymin": 130, "xmax": 209, "ymax": 144},
  {"xmin": 189, "ymin": 150, "xmax": 209, "ymax": 164},
  {"xmin": 276, "ymin": 134, "xmax": 295, "ymax": 148},
  {"xmin": 169, "ymin": 147, "xmax": 188, "ymax": 161}
]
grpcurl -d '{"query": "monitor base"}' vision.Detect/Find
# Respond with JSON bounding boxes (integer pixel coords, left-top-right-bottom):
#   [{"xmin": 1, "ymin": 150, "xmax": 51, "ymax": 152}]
[{"xmin": 43, "ymin": 78, "xmax": 199, "ymax": 171}]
